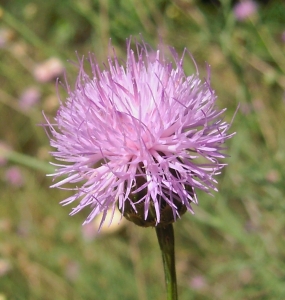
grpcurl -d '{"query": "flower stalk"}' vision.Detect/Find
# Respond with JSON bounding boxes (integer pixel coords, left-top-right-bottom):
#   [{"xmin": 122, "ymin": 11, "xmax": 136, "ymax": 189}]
[{"xmin": 155, "ymin": 224, "xmax": 177, "ymax": 300}]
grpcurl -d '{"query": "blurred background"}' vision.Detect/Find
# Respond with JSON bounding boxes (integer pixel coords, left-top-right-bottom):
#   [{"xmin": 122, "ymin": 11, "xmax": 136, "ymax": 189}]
[{"xmin": 0, "ymin": 0, "xmax": 285, "ymax": 299}]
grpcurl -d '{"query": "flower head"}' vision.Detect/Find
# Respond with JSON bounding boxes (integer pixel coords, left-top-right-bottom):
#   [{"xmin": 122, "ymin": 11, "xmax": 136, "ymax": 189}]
[
  {"xmin": 233, "ymin": 0, "xmax": 258, "ymax": 21},
  {"xmin": 44, "ymin": 38, "xmax": 234, "ymax": 228},
  {"xmin": 19, "ymin": 86, "xmax": 41, "ymax": 111},
  {"xmin": 5, "ymin": 166, "xmax": 24, "ymax": 188}
]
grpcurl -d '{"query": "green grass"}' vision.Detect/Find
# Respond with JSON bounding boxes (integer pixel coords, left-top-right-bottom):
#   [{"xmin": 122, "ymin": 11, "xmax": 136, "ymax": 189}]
[{"xmin": 1, "ymin": 0, "xmax": 285, "ymax": 299}]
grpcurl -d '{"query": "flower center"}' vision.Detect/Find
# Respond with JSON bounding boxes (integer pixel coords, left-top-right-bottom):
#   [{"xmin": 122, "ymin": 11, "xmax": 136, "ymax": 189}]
[{"xmin": 115, "ymin": 110, "xmax": 154, "ymax": 154}]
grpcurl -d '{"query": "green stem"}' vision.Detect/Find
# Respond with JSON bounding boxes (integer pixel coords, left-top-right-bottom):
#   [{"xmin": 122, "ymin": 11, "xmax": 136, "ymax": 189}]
[
  {"xmin": 2, "ymin": 149, "xmax": 55, "ymax": 173},
  {"xmin": 155, "ymin": 224, "xmax": 177, "ymax": 300}
]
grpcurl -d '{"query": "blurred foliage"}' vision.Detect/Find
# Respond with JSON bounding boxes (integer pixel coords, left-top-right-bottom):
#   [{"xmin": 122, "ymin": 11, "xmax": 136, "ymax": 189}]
[{"xmin": 1, "ymin": 0, "xmax": 285, "ymax": 299}]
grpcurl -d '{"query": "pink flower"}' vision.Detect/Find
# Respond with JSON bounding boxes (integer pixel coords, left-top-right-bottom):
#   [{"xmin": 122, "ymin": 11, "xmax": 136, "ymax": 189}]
[
  {"xmin": 5, "ymin": 166, "xmax": 24, "ymax": 187},
  {"xmin": 189, "ymin": 275, "xmax": 207, "ymax": 290},
  {"xmin": 234, "ymin": 0, "xmax": 258, "ymax": 21},
  {"xmin": 33, "ymin": 57, "xmax": 64, "ymax": 83},
  {"xmin": 19, "ymin": 86, "xmax": 41, "ymax": 111},
  {"xmin": 44, "ymin": 38, "xmax": 234, "ymax": 228}
]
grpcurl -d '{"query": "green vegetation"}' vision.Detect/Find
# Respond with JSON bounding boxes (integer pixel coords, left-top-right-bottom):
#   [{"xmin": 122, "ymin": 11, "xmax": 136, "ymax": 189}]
[{"xmin": 1, "ymin": 0, "xmax": 285, "ymax": 299}]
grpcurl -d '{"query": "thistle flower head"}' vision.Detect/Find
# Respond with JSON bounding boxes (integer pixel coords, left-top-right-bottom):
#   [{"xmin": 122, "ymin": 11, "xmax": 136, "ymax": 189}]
[
  {"xmin": 44, "ymin": 38, "xmax": 234, "ymax": 228},
  {"xmin": 233, "ymin": 0, "xmax": 258, "ymax": 21}
]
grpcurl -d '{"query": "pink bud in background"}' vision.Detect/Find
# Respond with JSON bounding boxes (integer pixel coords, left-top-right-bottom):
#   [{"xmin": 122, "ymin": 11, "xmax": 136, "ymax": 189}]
[
  {"xmin": 233, "ymin": 0, "xmax": 258, "ymax": 21},
  {"xmin": 5, "ymin": 166, "xmax": 24, "ymax": 187},
  {"xmin": 189, "ymin": 275, "xmax": 207, "ymax": 290},
  {"xmin": 19, "ymin": 86, "xmax": 41, "ymax": 111},
  {"xmin": 33, "ymin": 57, "xmax": 64, "ymax": 83}
]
